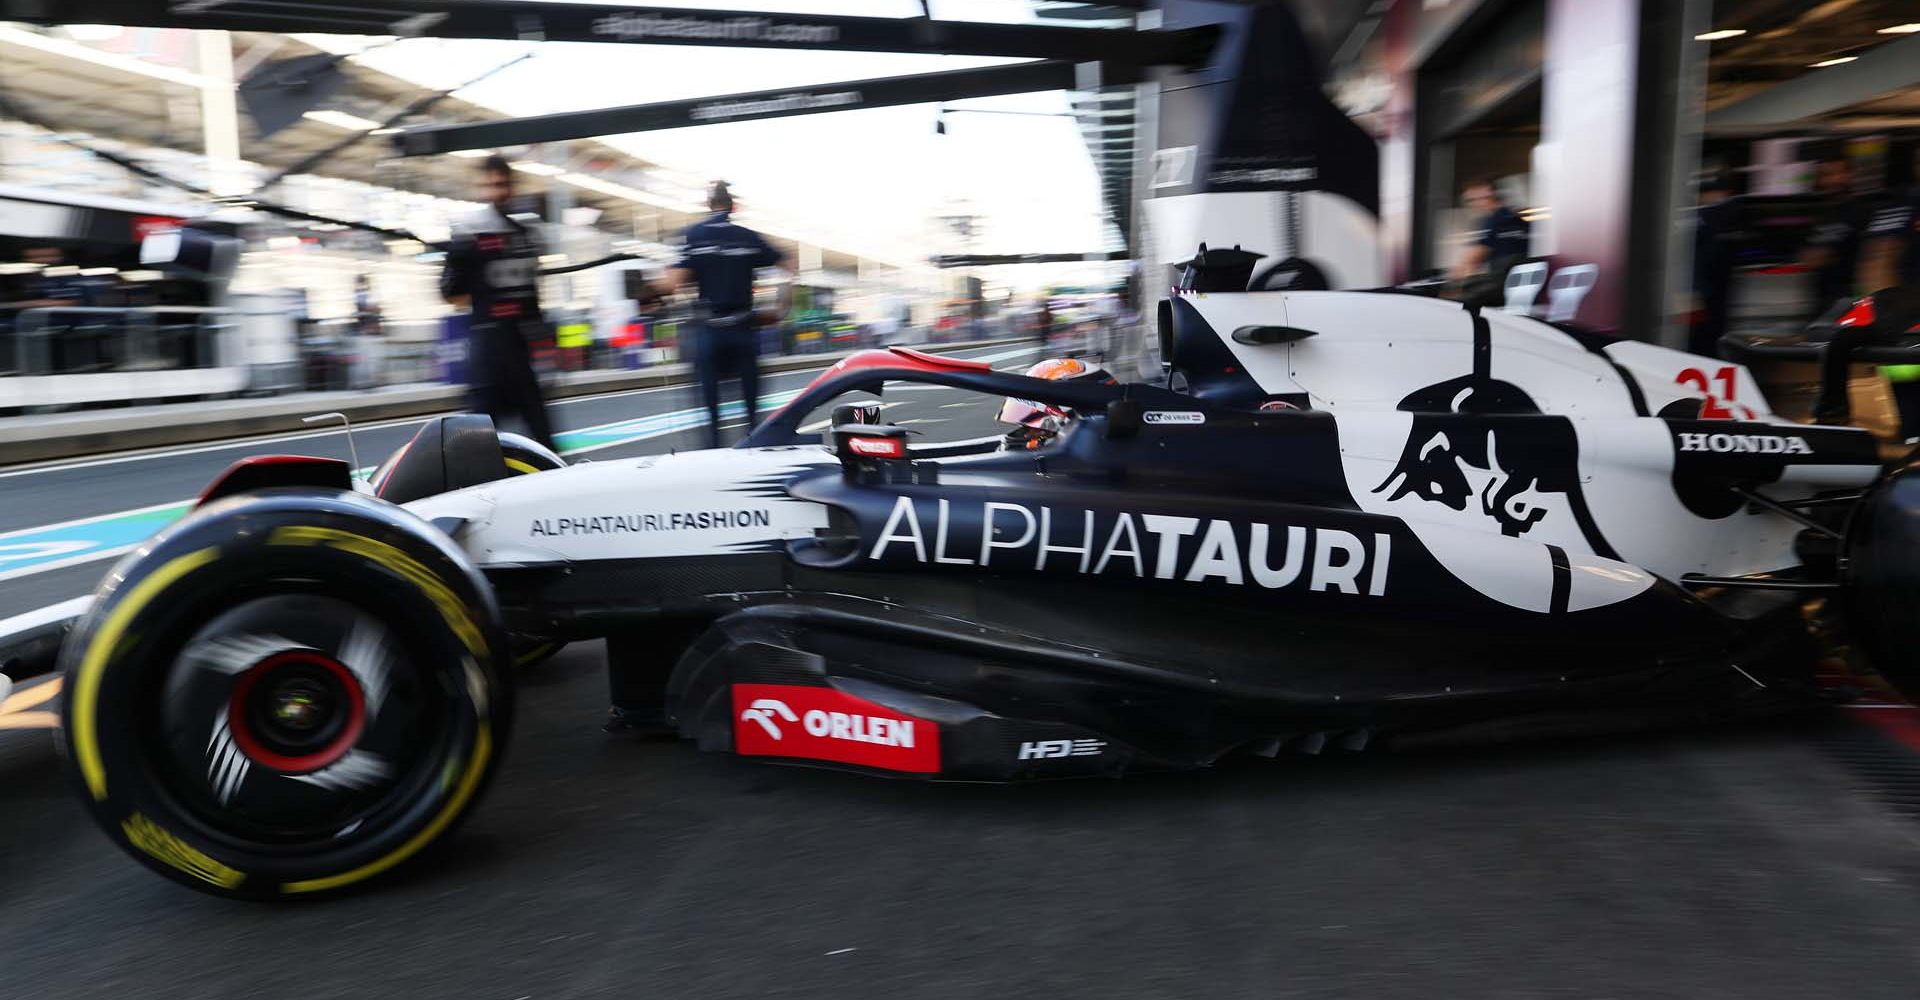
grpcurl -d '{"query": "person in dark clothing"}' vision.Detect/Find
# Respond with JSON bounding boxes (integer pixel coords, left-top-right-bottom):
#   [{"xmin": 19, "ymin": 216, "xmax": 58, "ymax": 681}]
[
  {"xmin": 1802, "ymin": 158, "xmax": 1872, "ymax": 319},
  {"xmin": 1450, "ymin": 177, "xmax": 1530, "ymax": 307},
  {"xmin": 659, "ymin": 181, "xmax": 787, "ymax": 448},
  {"xmin": 440, "ymin": 154, "xmax": 555, "ymax": 450},
  {"xmin": 604, "ymin": 182, "xmax": 783, "ymax": 736},
  {"xmin": 354, "ymin": 273, "xmax": 384, "ymax": 338},
  {"xmin": 1690, "ymin": 172, "xmax": 1739, "ymax": 358},
  {"xmin": 1862, "ymin": 149, "xmax": 1920, "ymax": 292}
]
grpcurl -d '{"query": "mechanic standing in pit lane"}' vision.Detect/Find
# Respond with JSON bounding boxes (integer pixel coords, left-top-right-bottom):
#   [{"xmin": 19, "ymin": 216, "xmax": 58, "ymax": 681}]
[
  {"xmin": 658, "ymin": 181, "xmax": 788, "ymax": 448},
  {"xmin": 441, "ymin": 154, "xmax": 557, "ymax": 450},
  {"xmin": 1449, "ymin": 176, "xmax": 1530, "ymax": 308}
]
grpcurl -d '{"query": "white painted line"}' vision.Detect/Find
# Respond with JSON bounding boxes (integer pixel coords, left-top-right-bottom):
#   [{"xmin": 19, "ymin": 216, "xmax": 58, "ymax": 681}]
[
  {"xmin": 0, "ymin": 415, "xmax": 434, "ymax": 480},
  {"xmin": 548, "ymin": 416, "xmax": 753, "ymax": 456},
  {"xmin": 0, "ymin": 544, "xmax": 134, "ymax": 585},
  {"xmin": 0, "ymin": 596, "xmax": 91, "ymax": 638},
  {"xmin": 0, "ymin": 500, "xmax": 190, "ymax": 542}
]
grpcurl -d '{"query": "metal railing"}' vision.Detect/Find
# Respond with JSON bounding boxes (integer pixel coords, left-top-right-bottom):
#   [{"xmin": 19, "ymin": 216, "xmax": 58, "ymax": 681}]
[
  {"xmin": 0, "ymin": 305, "xmax": 1061, "ymax": 412},
  {"xmin": 6, "ymin": 305, "xmax": 233, "ymax": 377}
]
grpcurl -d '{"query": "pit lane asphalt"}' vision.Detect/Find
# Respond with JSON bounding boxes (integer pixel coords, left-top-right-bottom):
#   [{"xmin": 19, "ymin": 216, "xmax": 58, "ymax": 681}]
[
  {"xmin": 6, "ymin": 657, "xmax": 1920, "ymax": 999},
  {"xmin": 9, "ymin": 347, "xmax": 1920, "ymax": 997}
]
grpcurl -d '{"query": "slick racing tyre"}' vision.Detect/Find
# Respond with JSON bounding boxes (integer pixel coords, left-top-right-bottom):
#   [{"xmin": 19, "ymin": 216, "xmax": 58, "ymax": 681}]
[
  {"xmin": 60, "ymin": 489, "xmax": 513, "ymax": 900},
  {"xmin": 496, "ymin": 430, "xmax": 565, "ymax": 478},
  {"xmin": 497, "ymin": 431, "xmax": 568, "ymax": 669}
]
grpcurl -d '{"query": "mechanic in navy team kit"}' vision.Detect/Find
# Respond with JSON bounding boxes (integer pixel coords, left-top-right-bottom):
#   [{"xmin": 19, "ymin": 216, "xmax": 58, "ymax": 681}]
[
  {"xmin": 1862, "ymin": 148, "xmax": 1920, "ymax": 291},
  {"xmin": 659, "ymin": 181, "xmax": 788, "ymax": 448},
  {"xmin": 1691, "ymin": 172, "xmax": 1740, "ymax": 358},
  {"xmin": 441, "ymin": 154, "xmax": 556, "ymax": 450},
  {"xmin": 1802, "ymin": 158, "xmax": 1875, "ymax": 319},
  {"xmin": 1450, "ymin": 176, "xmax": 1530, "ymax": 307}
]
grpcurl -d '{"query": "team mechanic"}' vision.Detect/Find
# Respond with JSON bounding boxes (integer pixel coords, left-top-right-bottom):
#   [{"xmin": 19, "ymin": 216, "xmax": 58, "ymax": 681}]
[
  {"xmin": 656, "ymin": 181, "xmax": 790, "ymax": 449},
  {"xmin": 441, "ymin": 154, "xmax": 558, "ymax": 451}
]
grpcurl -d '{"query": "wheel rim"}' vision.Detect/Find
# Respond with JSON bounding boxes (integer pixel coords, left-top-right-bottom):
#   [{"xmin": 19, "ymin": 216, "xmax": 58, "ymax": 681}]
[
  {"xmin": 225, "ymin": 650, "xmax": 366, "ymax": 774},
  {"xmin": 153, "ymin": 593, "xmax": 456, "ymax": 846}
]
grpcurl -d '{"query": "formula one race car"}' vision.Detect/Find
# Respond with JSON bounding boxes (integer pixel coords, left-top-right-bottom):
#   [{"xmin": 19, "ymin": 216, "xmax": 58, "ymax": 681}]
[{"xmin": 12, "ymin": 286, "xmax": 1920, "ymax": 900}]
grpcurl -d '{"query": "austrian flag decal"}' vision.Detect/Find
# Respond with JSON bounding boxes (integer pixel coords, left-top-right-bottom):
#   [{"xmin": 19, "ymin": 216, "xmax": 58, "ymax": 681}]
[{"xmin": 732, "ymin": 684, "xmax": 940, "ymax": 773}]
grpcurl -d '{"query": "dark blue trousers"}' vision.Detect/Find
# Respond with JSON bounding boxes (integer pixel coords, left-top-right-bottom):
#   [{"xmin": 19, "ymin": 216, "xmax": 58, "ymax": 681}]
[{"xmin": 694, "ymin": 323, "xmax": 761, "ymax": 449}]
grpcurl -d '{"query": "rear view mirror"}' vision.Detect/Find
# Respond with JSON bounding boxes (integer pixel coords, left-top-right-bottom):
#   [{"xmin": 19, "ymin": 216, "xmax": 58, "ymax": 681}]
[{"xmin": 1104, "ymin": 397, "xmax": 1142, "ymax": 440}]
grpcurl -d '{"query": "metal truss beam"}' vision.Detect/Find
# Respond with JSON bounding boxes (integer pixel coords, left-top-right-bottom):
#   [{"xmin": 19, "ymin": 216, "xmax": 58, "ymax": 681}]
[
  {"xmin": 0, "ymin": 0, "xmax": 1215, "ymax": 66},
  {"xmin": 395, "ymin": 59, "xmax": 1129, "ymax": 155}
]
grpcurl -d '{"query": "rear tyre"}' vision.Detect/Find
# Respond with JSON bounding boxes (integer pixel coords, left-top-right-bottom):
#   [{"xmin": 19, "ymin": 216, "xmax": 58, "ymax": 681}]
[
  {"xmin": 371, "ymin": 418, "xmax": 567, "ymax": 669},
  {"xmin": 1845, "ymin": 462, "xmax": 1920, "ymax": 699},
  {"xmin": 496, "ymin": 431, "xmax": 568, "ymax": 668},
  {"xmin": 496, "ymin": 430, "xmax": 565, "ymax": 478},
  {"xmin": 61, "ymin": 489, "xmax": 512, "ymax": 900}
]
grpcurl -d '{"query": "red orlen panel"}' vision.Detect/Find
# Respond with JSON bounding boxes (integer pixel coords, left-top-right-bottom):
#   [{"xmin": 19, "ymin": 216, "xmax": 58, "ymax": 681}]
[
  {"xmin": 845, "ymin": 435, "xmax": 906, "ymax": 459},
  {"xmin": 732, "ymin": 683, "xmax": 940, "ymax": 773}
]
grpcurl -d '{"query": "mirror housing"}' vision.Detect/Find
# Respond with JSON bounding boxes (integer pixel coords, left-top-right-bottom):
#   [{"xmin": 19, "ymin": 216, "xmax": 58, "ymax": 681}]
[{"xmin": 1104, "ymin": 397, "xmax": 1143, "ymax": 440}]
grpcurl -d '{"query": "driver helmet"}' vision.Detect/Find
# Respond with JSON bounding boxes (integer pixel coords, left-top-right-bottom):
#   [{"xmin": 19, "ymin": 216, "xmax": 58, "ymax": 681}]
[{"xmin": 999, "ymin": 357, "xmax": 1114, "ymax": 449}]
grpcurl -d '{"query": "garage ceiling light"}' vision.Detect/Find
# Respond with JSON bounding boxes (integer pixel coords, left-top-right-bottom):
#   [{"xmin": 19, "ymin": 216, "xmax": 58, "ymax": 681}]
[
  {"xmin": 1878, "ymin": 23, "xmax": 1920, "ymax": 34},
  {"xmin": 510, "ymin": 161, "xmax": 567, "ymax": 177},
  {"xmin": 1694, "ymin": 28, "xmax": 1747, "ymax": 40},
  {"xmin": 1810, "ymin": 55, "xmax": 1858, "ymax": 67},
  {"xmin": 448, "ymin": 148, "xmax": 493, "ymax": 158},
  {"xmin": 303, "ymin": 109, "xmax": 384, "ymax": 132}
]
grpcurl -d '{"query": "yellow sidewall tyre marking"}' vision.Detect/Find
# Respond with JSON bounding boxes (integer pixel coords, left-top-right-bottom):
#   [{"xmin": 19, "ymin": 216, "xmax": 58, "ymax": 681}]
[
  {"xmin": 266, "ymin": 525, "xmax": 488, "ymax": 659},
  {"xmin": 71, "ymin": 547, "xmax": 218, "ymax": 801},
  {"xmin": 504, "ymin": 458, "xmax": 540, "ymax": 475},
  {"xmin": 281, "ymin": 725, "xmax": 492, "ymax": 894},
  {"xmin": 514, "ymin": 641, "xmax": 561, "ymax": 667},
  {"xmin": 123, "ymin": 812, "xmax": 247, "ymax": 890}
]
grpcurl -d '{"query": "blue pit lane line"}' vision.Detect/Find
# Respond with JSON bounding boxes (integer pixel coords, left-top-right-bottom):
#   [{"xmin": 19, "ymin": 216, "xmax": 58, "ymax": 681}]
[{"xmin": 0, "ymin": 344, "xmax": 1042, "ymax": 585}]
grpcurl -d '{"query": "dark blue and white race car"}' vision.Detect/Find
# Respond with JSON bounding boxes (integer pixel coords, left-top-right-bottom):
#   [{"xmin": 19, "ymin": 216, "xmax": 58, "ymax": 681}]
[{"xmin": 7, "ymin": 282, "xmax": 1920, "ymax": 900}]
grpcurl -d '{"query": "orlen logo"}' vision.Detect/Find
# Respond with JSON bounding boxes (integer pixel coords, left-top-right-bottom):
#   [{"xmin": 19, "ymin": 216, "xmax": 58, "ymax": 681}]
[
  {"xmin": 732, "ymin": 683, "xmax": 939, "ymax": 773},
  {"xmin": 846, "ymin": 436, "xmax": 904, "ymax": 459}
]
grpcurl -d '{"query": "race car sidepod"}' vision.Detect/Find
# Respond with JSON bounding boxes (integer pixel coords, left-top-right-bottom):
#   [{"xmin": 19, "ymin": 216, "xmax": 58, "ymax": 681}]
[{"xmin": 668, "ymin": 604, "xmax": 1147, "ymax": 781}]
